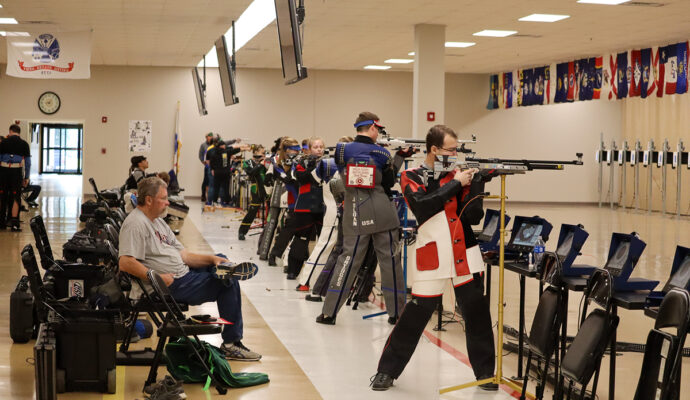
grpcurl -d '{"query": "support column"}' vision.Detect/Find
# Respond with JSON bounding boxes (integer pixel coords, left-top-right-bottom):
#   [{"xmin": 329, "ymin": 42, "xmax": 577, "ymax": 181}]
[{"xmin": 413, "ymin": 24, "xmax": 445, "ymax": 138}]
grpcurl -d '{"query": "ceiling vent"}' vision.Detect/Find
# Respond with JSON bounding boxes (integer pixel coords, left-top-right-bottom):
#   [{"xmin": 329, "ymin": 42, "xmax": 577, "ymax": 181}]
[{"xmin": 623, "ymin": 2, "xmax": 665, "ymax": 7}]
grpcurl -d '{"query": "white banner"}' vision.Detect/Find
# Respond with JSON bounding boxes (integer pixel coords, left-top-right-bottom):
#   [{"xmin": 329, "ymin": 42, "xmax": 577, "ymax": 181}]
[{"xmin": 5, "ymin": 31, "xmax": 92, "ymax": 79}]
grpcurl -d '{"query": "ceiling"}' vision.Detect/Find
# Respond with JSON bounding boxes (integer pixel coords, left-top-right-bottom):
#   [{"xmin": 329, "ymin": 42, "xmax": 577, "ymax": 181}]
[{"xmin": 1, "ymin": 0, "xmax": 690, "ymax": 73}]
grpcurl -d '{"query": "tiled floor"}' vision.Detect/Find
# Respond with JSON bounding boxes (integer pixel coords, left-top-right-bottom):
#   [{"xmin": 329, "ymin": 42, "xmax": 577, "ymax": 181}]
[{"xmin": 2, "ymin": 174, "xmax": 689, "ymax": 399}]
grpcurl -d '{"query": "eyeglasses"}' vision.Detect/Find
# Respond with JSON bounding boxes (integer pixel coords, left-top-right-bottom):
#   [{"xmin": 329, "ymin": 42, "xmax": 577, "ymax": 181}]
[{"xmin": 438, "ymin": 146, "xmax": 458, "ymax": 153}]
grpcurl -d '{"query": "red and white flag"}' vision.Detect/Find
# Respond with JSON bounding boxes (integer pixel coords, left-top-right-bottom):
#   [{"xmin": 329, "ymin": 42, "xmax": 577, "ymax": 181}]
[{"xmin": 6, "ymin": 31, "xmax": 92, "ymax": 79}]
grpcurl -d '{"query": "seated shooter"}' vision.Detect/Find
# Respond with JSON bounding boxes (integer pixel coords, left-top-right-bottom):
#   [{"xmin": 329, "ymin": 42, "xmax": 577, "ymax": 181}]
[{"xmin": 118, "ymin": 176, "xmax": 261, "ymax": 361}]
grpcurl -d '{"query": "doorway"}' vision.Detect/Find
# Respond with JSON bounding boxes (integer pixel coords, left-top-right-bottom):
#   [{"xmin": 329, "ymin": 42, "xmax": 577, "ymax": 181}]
[{"xmin": 35, "ymin": 123, "xmax": 84, "ymax": 174}]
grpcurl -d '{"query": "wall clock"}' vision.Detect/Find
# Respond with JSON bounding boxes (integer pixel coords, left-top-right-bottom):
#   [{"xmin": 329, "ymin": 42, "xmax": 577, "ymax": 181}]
[{"xmin": 38, "ymin": 91, "xmax": 61, "ymax": 115}]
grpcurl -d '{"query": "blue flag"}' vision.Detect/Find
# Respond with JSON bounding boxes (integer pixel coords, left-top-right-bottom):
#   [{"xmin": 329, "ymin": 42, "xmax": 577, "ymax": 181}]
[
  {"xmin": 616, "ymin": 52, "xmax": 629, "ymax": 99},
  {"xmin": 487, "ymin": 74, "xmax": 499, "ymax": 109},
  {"xmin": 503, "ymin": 72, "xmax": 513, "ymax": 108},
  {"xmin": 555, "ymin": 62, "xmax": 569, "ymax": 103},
  {"xmin": 676, "ymin": 41, "xmax": 688, "ymax": 94}
]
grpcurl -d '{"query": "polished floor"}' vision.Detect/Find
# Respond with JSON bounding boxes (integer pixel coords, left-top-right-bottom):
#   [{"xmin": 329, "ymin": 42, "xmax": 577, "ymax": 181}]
[{"xmin": 2, "ymin": 175, "xmax": 689, "ymax": 399}]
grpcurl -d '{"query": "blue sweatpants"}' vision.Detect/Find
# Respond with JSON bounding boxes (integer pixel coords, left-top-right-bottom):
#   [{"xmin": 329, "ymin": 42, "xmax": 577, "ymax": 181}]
[{"xmin": 169, "ymin": 266, "xmax": 243, "ymax": 344}]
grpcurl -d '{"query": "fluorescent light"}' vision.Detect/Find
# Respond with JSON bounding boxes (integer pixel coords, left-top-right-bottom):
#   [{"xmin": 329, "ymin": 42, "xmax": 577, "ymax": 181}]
[
  {"xmin": 0, "ymin": 31, "xmax": 29, "ymax": 36},
  {"xmin": 199, "ymin": 47, "xmax": 218, "ymax": 68},
  {"xmin": 473, "ymin": 30, "xmax": 517, "ymax": 37},
  {"xmin": 198, "ymin": 0, "xmax": 276, "ymax": 67},
  {"xmin": 0, "ymin": 17, "xmax": 18, "ymax": 24},
  {"xmin": 363, "ymin": 65, "xmax": 391, "ymax": 70},
  {"xmin": 519, "ymin": 14, "xmax": 569, "ymax": 22},
  {"xmin": 384, "ymin": 59, "xmax": 414, "ymax": 64},
  {"xmin": 577, "ymin": 0, "xmax": 630, "ymax": 4},
  {"xmin": 10, "ymin": 42, "xmax": 34, "ymax": 47},
  {"xmin": 445, "ymin": 41, "xmax": 476, "ymax": 48}
]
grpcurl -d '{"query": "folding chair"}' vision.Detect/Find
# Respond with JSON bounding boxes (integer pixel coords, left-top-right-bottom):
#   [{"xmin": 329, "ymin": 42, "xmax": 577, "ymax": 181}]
[
  {"xmin": 144, "ymin": 270, "xmax": 227, "ymax": 394},
  {"xmin": 634, "ymin": 288, "xmax": 690, "ymax": 400},
  {"xmin": 559, "ymin": 269, "xmax": 619, "ymax": 400},
  {"xmin": 520, "ymin": 252, "xmax": 564, "ymax": 400}
]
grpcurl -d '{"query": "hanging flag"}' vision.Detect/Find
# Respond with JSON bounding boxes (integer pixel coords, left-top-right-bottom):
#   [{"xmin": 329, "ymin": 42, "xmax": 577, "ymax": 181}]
[
  {"xmin": 555, "ymin": 62, "xmax": 568, "ymax": 103},
  {"xmin": 517, "ymin": 69, "xmax": 523, "ymax": 107},
  {"xmin": 593, "ymin": 57, "xmax": 603, "ymax": 99},
  {"xmin": 6, "ymin": 31, "xmax": 92, "ymax": 79},
  {"xmin": 566, "ymin": 61, "xmax": 575, "ymax": 102},
  {"xmin": 640, "ymin": 48, "xmax": 656, "ymax": 98},
  {"xmin": 658, "ymin": 44, "xmax": 678, "ymax": 95},
  {"xmin": 616, "ymin": 52, "xmax": 629, "ymax": 99},
  {"xmin": 629, "ymin": 50, "xmax": 642, "ymax": 97},
  {"xmin": 606, "ymin": 54, "xmax": 617, "ymax": 100},
  {"xmin": 503, "ymin": 72, "xmax": 513, "ymax": 108},
  {"xmin": 532, "ymin": 66, "xmax": 545, "ymax": 105},
  {"xmin": 497, "ymin": 73, "xmax": 504, "ymax": 108},
  {"xmin": 487, "ymin": 75, "xmax": 499, "ymax": 109},
  {"xmin": 548, "ymin": 63, "xmax": 557, "ymax": 104},
  {"xmin": 676, "ymin": 41, "xmax": 689, "ymax": 94},
  {"xmin": 576, "ymin": 59, "xmax": 591, "ymax": 101},
  {"xmin": 172, "ymin": 101, "xmax": 182, "ymax": 175},
  {"xmin": 522, "ymin": 68, "xmax": 534, "ymax": 106},
  {"xmin": 543, "ymin": 65, "xmax": 552, "ymax": 104}
]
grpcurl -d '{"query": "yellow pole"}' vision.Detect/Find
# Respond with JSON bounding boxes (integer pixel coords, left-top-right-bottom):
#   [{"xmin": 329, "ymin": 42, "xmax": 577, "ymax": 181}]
[{"xmin": 495, "ymin": 174, "xmax": 506, "ymax": 383}]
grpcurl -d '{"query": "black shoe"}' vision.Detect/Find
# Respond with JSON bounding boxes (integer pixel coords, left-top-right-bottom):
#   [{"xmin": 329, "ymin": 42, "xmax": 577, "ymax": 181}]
[
  {"xmin": 370, "ymin": 372, "xmax": 394, "ymax": 391},
  {"xmin": 305, "ymin": 295, "xmax": 323, "ymax": 302},
  {"xmin": 10, "ymin": 223, "xmax": 21, "ymax": 232},
  {"xmin": 238, "ymin": 233, "xmax": 246, "ymax": 241},
  {"xmin": 315, "ymin": 314, "xmax": 336, "ymax": 325},
  {"xmin": 387, "ymin": 316, "xmax": 397, "ymax": 325},
  {"xmin": 286, "ymin": 273, "xmax": 297, "ymax": 280},
  {"xmin": 478, "ymin": 376, "xmax": 498, "ymax": 391},
  {"xmin": 268, "ymin": 256, "xmax": 277, "ymax": 266}
]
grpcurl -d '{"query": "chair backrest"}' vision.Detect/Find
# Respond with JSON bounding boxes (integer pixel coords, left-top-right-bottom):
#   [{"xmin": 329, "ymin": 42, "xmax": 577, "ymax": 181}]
[
  {"xmin": 633, "ymin": 290, "xmax": 689, "ymax": 400},
  {"xmin": 104, "ymin": 224, "xmax": 119, "ymax": 247},
  {"xmin": 147, "ymin": 270, "xmax": 186, "ymax": 322},
  {"xmin": 29, "ymin": 215, "xmax": 56, "ymax": 270},
  {"xmin": 540, "ymin": 251, "xmax": 563, "ymax": 286},
  {"xmin": 528, "ymin": 286, "xmax": 561, "ymax": 359},
  {"xmin": 586, "ymin": 269, "xmax": 613, "ymax": 310},
  {"xmin": 561, "ymin": 308, "xmax": 619, "ymax": 384},
  {"xmin": 655, "ymin": 288, "xmax": 690, "ymax": 333}
]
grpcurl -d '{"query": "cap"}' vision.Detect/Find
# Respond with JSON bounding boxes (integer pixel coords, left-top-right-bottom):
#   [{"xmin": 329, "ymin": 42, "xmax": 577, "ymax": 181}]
[
  {"xmin": 206, "ymin": 132, "xmax": 214, "ymax": 137},
  {"xmin": 131, "ymin": 155, "xmax": 147, "ymax": 165}
]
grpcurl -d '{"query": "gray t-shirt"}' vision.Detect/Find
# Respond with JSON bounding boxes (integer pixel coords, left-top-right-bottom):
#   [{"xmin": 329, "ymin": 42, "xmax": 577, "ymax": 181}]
[{"xmin": 119, "ymin": 208, "xmax": 190, "ymax": 278}]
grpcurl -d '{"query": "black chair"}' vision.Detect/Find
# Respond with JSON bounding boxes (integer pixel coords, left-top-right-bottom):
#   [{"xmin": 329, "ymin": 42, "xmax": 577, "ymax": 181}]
[
  {"xmin": 30, "ymin": 215, "xmax": 62, "ymax": 271},
  {"xmin": 144, "ymin": 270, "xmax": 227, "ymax": 395},
  {"xmin": 520, "ymin": 252, "xmax": 564, "ymax": 400},
  {"xmin": 89, "ymin": 177, "xmax": 122, "ymax": 208},
  {"xmin": 634, "ymin": 288, "xmax": 690, "ymax": 400},
  {"xmin": 559, "ymin": 269, "xmax": 619, "ymax": 400}
]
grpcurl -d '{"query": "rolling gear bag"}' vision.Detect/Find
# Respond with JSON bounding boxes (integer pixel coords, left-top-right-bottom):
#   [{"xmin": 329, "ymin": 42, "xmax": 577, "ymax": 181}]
[{"xmin": 10, "ymin": 275, "xmax": 36, "ymax": 343}]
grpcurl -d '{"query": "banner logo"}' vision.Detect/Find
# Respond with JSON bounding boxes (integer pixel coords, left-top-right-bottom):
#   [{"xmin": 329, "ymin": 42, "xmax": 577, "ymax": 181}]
[{"xmin": 33, "ymin": 33, "xmax": 60, "ymax": 63}]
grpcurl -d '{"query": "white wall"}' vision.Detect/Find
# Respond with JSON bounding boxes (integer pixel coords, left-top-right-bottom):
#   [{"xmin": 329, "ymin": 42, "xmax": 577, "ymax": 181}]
[
  {"xmin": 445, "ymin": 74, "xmax": 623, "ymax": 202},
  {"xmin": 0, "ymin": 65, "xmax": 622, "ymax": 202}
]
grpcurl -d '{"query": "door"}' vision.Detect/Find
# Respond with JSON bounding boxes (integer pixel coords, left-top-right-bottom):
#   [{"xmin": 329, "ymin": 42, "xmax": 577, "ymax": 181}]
[{"xmin": 40, "ymin": 123, "xmax": 83, "ymax": 174}]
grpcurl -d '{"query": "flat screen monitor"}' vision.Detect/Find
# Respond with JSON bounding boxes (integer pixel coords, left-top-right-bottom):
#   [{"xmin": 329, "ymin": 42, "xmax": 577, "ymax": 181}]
[
  {"xmin": 478, "ymin": 215, "xmax": 498, "ymax": 241},
  {"xmin": 666, "ymin": 255, "xmax": 690, "ymax": 291},
  {"xmin": 274, "ymin": 0, "xmax": 307, "ymax": 84},
  {"xmin": 556, "ymin": 232, "xmax": 575, "ymax": 259},
  {"xmin": 512, "ymin": 223, "xmax": 543, "ymax": 247},
  {"xmin": 215, "ymin": 35, "xmax": 239, "ymax": 106},
  {"xmin": 191, "ymin": 67, "xmax": 208, "ymax": 116},
  {"xmin": 605, "ymin": 240, "xmax": 630, "ymax": 274}
]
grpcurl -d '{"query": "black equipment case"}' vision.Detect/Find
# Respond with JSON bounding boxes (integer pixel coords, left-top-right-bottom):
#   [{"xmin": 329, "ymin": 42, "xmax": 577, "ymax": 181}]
[
  {"xmin": 10, "ymin": 276, "xmax": 35, "ymax": 343},
  {"xmin": 34, "ymin": 323, "xmax": 57, "ymax": 400}
]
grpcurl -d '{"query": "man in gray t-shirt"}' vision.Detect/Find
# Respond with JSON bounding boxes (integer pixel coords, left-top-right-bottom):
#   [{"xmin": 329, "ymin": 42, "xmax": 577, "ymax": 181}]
[{"xmin": 119, "ymin": 176, "xmax": 261, "ymax": 361}]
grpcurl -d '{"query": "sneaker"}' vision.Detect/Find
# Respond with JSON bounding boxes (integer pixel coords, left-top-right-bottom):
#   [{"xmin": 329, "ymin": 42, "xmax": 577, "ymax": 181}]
[
  {"xmin": 221, "ymin": 341, "xmax": 261, "ymax": 361},
  {"xmin": 315, "ymin": 314, "xmax": 336, "ymax": 325},
  {"xmin": 477, "ymin": 375, "xmax": 498, "ymax": 391},
  {"xmin": 10, "ymin": 224, "xmax": 21, "ymax": 232},
  {"xmin": 387, "ymin": 316, "xmax": 398, "ymax": 325},
  {"xmin": 267, "ymin": 255, "xmax": 277, "ymax": 266},
  {"xmin": 238, "ymin": 233, "xmax": 246, "ymax": 241},
  {"xmin": 305, "ymin": 295, "xmax": 323, "ymax": 302},
  {"xmin": 143, "ymin": 375, "xmax": 186, "ymax": 399},
  {"xmin": 296, "ymin": 284, "xmax": 309, "ymax": 292},
  {"xmin": 370, "ymin": 372, "xmax": 394, "ymax": 391},
  {"xmin": 217, "ymin": 262, "xmax": 258, "ymax": 281}
]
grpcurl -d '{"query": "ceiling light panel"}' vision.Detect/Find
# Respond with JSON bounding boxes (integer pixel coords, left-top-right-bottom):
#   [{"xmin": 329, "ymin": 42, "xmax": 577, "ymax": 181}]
[
  {"xmin": 445, "ymin": 41, "xmax": 476, "ymax": 48},
  {"xmin": 518, "ymin": 14, "xmax": 570, "ymax": 22},
  {"xmin": 384, "ymin": 59, "xmax": 414, "ymax": 64},
  {"xmin": 364, "ymin": 65, "xmax": 391, "ymax": 70},
  {"xmin": 473, "ymin": 30, "xmax": 517, "ymax": 37},
  {"xmin": 577, "ymin": 0, "xmax": 631, "ymax": 4}
]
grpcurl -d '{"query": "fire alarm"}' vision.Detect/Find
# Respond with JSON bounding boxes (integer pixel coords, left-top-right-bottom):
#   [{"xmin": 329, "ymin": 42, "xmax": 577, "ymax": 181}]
[
  {"xmin": 102, "ymin": 116, "xmax": 108, "ymax": 123},
  {"xmin": 426, "ymin": 112, "xmax": 435, "ymax": 122},
  {"xmin": 101, "ymin": 148, "xmax": 106, "ymax": 154}
]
